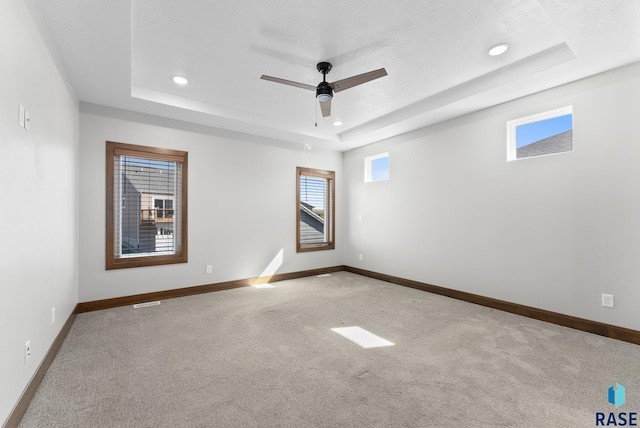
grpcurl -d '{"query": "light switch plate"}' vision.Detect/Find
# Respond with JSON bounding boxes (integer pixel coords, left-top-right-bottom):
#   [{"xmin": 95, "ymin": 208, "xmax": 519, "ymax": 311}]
[{"xmin": 19, "ymin": 104, "xmax": 25, "ymax": 127}]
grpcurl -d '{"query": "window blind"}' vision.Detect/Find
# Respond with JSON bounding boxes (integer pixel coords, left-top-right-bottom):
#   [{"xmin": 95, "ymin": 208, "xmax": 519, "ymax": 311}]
[
  {"xmin": 113, "ymin": 155, "xmax": 182, "ymax": 258},
  {"xmin": 297, "ymin": 167, "xmax": 335, "ymax": 252}
]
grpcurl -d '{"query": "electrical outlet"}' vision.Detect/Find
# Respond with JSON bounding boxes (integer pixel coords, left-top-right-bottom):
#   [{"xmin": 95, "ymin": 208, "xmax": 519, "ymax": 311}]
[
  {"xmin": 602, "ymin": 293, "xmax": 614, "ymax": 308},
  {"xmin": 206, "ymin": 265, "xmax": 213, "ymax": 274},
  {"xmin": 25, "ymin": 341, "xmax": 31, "ymax": 363},
  {"xmin": 358, "ymin": 254, "xmax": 363, "ymax": 261},
  {"xmin": 51, "ymin": 307, "xmax": 55, "ymax": 324}
]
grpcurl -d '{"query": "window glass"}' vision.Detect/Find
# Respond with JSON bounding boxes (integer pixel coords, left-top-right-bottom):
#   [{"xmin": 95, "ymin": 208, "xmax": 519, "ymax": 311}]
[
  {"xmin": 365, "ymin": 153, "xmax": 389, "ymax": 182},
  {"xmin": 507, "ymin": 107, "xmax": 573, "ymax": 160},
  {"xmin": 296, "ymin": 167, "xmax": 335, "ymax": 252}
]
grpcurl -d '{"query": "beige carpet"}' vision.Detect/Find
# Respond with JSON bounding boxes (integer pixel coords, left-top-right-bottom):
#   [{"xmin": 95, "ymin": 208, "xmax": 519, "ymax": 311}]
[{"xmin": 19, "ymin": 272, "xmax": 640, "ymax": 427}]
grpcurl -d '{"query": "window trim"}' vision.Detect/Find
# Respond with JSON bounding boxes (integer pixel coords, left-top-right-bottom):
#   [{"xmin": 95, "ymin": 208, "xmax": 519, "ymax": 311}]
[
  {"xmin": 106, "ymin": 141, "xmax": 188, "ymax": 270},
  {"xmin": 507, "ymin": 105, "xmax": 573, "ymax": 161},
  {"xmin": 296, "ymin": 167, "xmax": 335, "ymax": 253}
]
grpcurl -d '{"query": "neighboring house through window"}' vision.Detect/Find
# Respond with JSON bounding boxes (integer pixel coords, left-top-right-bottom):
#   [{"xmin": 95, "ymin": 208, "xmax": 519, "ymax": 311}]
[
  {"xmin": 507, "ymin": 106, "xmax": 573, "ymax": 160},
  {"xmin": 296, "ymin": 167, "xmax": 335, "ymax": 252},
  {"xmin": 106, "ymin": 141, "xmax": 188, "ymax": 269},
  {"xmin": 153, "ymin": 198, "xmax": 174, "ymax": 219}
]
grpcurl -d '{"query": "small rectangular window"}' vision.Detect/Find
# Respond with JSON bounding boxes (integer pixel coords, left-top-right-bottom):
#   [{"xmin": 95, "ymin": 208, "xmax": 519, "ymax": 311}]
[
  {"xmin": 106, "ymin": 141, "xmax": 188, "ymax": 269},
  {"xmin": 296, "ymin": 167, "xmax": 335, "ymax": 252},
  {"xmin": 364, "ymin": 152, "xmax": 389, "ymax": 182},
  {"xmin": 507, "ymin": 106, "xmax": 573, "ymax": 161}
]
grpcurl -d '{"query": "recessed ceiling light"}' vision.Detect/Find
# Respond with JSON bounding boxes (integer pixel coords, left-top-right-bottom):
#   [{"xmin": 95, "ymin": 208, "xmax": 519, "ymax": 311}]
[
  {"xmin": 172, "ymin": 76, "xmax": 189, "ymax": 85},
  {"xmin": 488, "ymin": 43, "xmax": 510, "ymax": 56},
  {"xmin": 332, "ymin": 121, "xmax": 343, "ymax": 126}
]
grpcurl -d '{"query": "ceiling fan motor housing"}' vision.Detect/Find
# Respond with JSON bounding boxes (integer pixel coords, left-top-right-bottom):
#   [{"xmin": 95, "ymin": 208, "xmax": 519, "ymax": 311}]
[
  {"xmin": 316, "ymin": 81, "xmax": 333, "ymax": 102},
  {"xmin": 316, "ymin": 62, "xmax": 332, "ymax": 74}
]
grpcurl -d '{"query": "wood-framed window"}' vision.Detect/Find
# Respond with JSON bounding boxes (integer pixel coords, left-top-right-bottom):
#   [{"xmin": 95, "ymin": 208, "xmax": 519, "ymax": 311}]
[
  {"xmin": 296, "ymin": 167, "xmax": 335, "ymax": 252},
  {"xmin": 106, "ymin": 141, "xmax": 188, "ymax": 269}
]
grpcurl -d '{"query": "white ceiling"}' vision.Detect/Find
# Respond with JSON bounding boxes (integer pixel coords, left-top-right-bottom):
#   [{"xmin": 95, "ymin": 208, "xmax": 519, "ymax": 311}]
[{"xmin": 31, "ymin": 0, "xmax": 640, "ymax": 151}]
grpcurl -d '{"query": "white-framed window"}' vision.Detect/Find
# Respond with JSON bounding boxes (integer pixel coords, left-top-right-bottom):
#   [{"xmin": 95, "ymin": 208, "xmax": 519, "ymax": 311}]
[
  {"xmin": 364, "ymin": 152, "xmax": 389, "ymax": 182},
  {"xmin": 507, "ymin": 106, "xmax": 573, "ymax": 161},
  {"xmin": 153, "ymin": 198, "xmax": 174, "ymax": 219}
]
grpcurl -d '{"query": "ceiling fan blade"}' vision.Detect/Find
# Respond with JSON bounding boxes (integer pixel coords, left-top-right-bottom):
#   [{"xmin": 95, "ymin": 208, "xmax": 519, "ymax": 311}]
[
  {"xmin": 319, "ymin": 99, "xmax": 332, "ymax": 117},
  {"xmin": 260, "ymin": 75, "xmax": 316, "ymax": 91},
  {"xmin": 329, "ymin": 68, "xmax": 387, "ymax": 93}
]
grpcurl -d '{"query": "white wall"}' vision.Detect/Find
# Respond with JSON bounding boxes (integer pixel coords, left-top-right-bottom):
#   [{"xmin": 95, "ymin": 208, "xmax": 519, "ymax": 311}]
[
  {"xmin": 0, "ymin": 0, "xmax": 79, "ymax": 424},
  {"xmin": 78, "ymin": 104, "xmax": 343, "ymax": 302},
  {"xmin": 344, "ymin": 62, "xmax": 640, "ymax": 331},
  {"xmin": 2, "ymin": 0, "xmax": 639, "ymax": 421}
]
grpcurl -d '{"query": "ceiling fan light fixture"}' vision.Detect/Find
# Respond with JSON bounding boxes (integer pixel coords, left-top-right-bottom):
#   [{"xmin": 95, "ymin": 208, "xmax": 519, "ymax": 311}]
[
  {"xmin": 172, "ymin": 75, "xmax": 189, "ymax": 85},
  {"xmin": 261, "ymin": 61, "xmax": 387, "ymax": 119},
  {"xmin": 316, "ymin": 81, "xmax": 333, "ymax": 102},
  {"xmin": 488, "ymin": 43, "xmax": 509, "ymax": 56}
]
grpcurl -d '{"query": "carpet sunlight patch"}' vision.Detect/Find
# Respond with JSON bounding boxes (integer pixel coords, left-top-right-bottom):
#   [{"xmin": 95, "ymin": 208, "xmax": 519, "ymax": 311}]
[
  {"xmin": 133, "ymin": 301, "xmax": 161, "ymax": 309},
  {"xmin": 331, "ymin": 326, "xmax": 394, "ymax": 349}
]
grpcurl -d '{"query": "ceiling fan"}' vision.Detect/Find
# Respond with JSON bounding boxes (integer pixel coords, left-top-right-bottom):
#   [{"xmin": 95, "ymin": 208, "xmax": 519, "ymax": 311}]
[{"xmin": 260, "ymin": 62, "xmax": 387, "ymax": 118}]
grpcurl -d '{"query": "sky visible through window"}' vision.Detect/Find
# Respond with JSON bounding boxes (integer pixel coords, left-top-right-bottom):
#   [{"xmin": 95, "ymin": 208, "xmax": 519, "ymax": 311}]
[
  {"xmin": 124, "ymin": 156, "xmax": 175, "ymax": 170},
  {"xmin": 371, "ymin": 156, "xmax": 389, "ymax": 181},
  {"xmin": 516, "ymin": 114, "xmax": 572, "ymax": 148}
]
